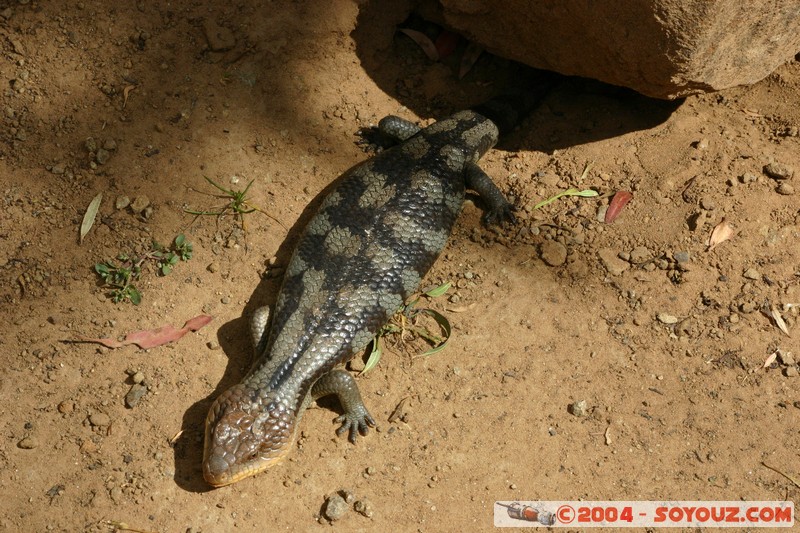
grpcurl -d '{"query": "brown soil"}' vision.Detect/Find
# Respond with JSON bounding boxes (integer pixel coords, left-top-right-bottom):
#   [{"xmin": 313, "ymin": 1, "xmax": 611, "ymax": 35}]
[{"xmin": 1, "ymin": 1, "xmax": 799, "ymax": 532}]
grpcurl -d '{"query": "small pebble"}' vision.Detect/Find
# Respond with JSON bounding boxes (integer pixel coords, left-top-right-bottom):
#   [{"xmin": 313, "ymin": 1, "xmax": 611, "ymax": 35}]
[
  {"xmin": 207, "ymin": 340, "xmax": 220, "ymax": 350},
  {"xmin": 777, "ymin": 183, "xmax": 795, "ymax": 195},
  {"xmin": 785, "ymin": 366, "xmax": 799, "ymax": 378},
  {"xmin": 18, "ymin": 436, "xmax": 38, "ymax": 449},
  {"xmin": 764, "ymin": 162, "xmax": 794, "ymax": 180},
  {"xmin": 102, "ymin": 138, "xmax": 117, "ymax": 151},
  {"xmin": 743, "ymin": 268, "xmax": 760, "ymax": 280},
  {"xmin": 207, "ymin": 262, "xmax": 219, "ymax": 273},
  {"xmin": 657, "ymin": 313, "xmax": 679, "ymax": 324},
  {"xmin": 57, "ymin": 400, "xmax": 75, "ymax": 414},
  {"xmin": 89, "ymin": 412, "xmax": 111, "ymax": 427},
  {"xmin": 778, "ymin": 351, "xmax": 796, "ymax": 365},
  {"xmin": 132, "ymin": 371, "xmax": 145, "ymax": 384},
  {"xmin": 597, "ymin": 248, "xmax": 629, "ymax": 276},
  {"xmin": 700, "ymin": 197, "xmax": 716, "ymax": 210},
  {"xmin": 130, "ymin": 196, "xmax": 150, "ymax": 213},
  {"xmin": 629, "ymin": 246, "xmax": 651, "ymax": 263},
  {"xmin": 50, "ymin": 162, "xmax": 66, "ymax": 175},
  {"xmin": 570, "ymin": 399, "xmax": 588, "ymax": 417},
  {"xmin": 127, "ymin": 386, "xmax": 147, "ymax": 409},
  {"xmin": 740, "ymin": 301, "xmax": 757, "ymax": 314},
  {"xmin": 673, "ymin": 251, "xmax": 690, "ymax": 264},
  {"xmin": 95, "ymin": 148, "xmax": 111, "ymax": 165},
  {"xmin": 323, "ymin": 494, "xmax": 349, "ymax": 521},
  {"xmin": 115, "ymin": 195, "xmax": 131, "ymax": 210},
  {"xmin": 539, "ymin": 241, "xmax": 567, "ymax": 266},
  {"xmin": 354, "ymin": 498, "xmax": 374, "ymax": 518}
]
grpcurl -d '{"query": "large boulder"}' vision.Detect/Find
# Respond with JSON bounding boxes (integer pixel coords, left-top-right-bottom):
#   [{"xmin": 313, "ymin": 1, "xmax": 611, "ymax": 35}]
[{"xmin": 417, "ymin": 0, "xmax": 800, "ymax": 99}]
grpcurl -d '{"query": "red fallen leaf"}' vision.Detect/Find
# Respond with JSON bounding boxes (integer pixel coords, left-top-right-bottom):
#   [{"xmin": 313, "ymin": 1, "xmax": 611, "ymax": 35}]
[
  {"xmin": 435, "ymin": 30, "xmax": 460, "ymax": 59},
  {"xmin": 74, "ymin": 314, "xmax": 213, "ymax": 350},
  {"xmin": 398, "ymin": 29, "xmax": 439, "ymax": 61},
  {"xmin": 604, "ymin": 190, "xmax": 633, "ymax": 223}
]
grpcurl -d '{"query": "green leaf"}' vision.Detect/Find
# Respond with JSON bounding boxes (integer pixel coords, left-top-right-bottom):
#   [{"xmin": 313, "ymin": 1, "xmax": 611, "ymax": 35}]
[
  {"xmin": 79, "ymin": 192, "xmax": 103, "ymax": 244},
  {"xmin": 161, "ymin": 264, "xmax": 172, "ymax": 276},
  {"xmin": 94, "ymin": 263, "xmax": 110, "ymax": 275},
  {"xmin": 532, "ymin": 187, "xmax": 599, "ymax": 210},
  {"xmin": 361, "ymin": 337, "xmax": 383, "ymax": 375},
  {"xmin": 174, "ymin": 234, "xmax": 185, "ymax": 247},
  {"xmin": 416, "ymin": 309, "xmax": 452, "ymax": 357},
  {"xmin": 424, "ymin": 281, "xmax": 452, "ymax": 298},
  {"xmin": 128, "ymin": 287, "xmax": 142, "ymax": 305}
]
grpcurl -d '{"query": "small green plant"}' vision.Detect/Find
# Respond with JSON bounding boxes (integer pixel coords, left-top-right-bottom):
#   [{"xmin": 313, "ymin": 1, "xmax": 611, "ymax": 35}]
[
  {"xmin": 361, "ymin": 282, "xmax": 453, "ymax": 375},
  {"xmin": 95, "ymin": 234, "xmax": 193, "ymax": 304},
  {"xmin": 530, "ymin": 161, "xmax": 599, "ymax": 210},
  {"xmin": 185, "ymin": 176, "xmax": 286, "ymax": 240},
  {"xmin": 531, "ymin": 187, "xmax": 599, "ymax": 210}
]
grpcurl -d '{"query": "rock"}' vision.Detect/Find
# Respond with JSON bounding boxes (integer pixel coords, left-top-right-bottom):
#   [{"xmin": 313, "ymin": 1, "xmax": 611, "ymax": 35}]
[
  {"xmin": 777, "ymin": 183, "xmax": 795, "ymax": 195},
  {"xmin": 51, "ymin": 162, "xmax": 66, "ymax": 175},
  {"xmin": 18, "ymin": 436, "xmax": 38, "ymax": 449},
  {"xmin": 125, "ymin": 383, "xmax": 147, "ymax": 408},
  {"xmin": 657, "ymin": 313, "xmax": 679, "ymax": 324},
  {"xmin": 323, "ymin": 493, "xmax": 349, "ymax": 521},
  {"xmin": 130, "ymin": 196, "xmax": 150, "ymax": 213},
  {"xmin": 740, "ymin": 301, "xmax": 757, "ymax": 314},
  {"xmin": 89, "ymin": 412, "xmax": 110, "ymax": 427},
  {"xmin": 569, "ymin": 399, "xmax": 588, "ymax": 417},
  {"xmin": 132, "ymin": 371, "xmax": 145, "ymax": 384},
  {"xmin": 540, "ymin": 240, "xmax": 567, "ymax": 266},
  {"xmin": 629, "ymin": 246, "xmax": 652, "ymax": 263},
  {"xmin": 700, "ymin": 196, "xmax": 716, "ymax": 210},
  {"xmin": 417, "ymin": 0, "xmax": 800, "ymax": 99},
  {"xmin": 102, "ymin": 138, "xmax": 117, "ymax": 151},
  {"xmin": 355, "ymin": 499, "xmax": 375, "ymax": 518},
  {"xmin": 778, "ymin": 350, "xmax": 796, "ymax": 366},
  {"xmin": 203, "ymin": 20, "xmax": 236, "ymax": 52},
  {"xmin": 743, "ymin": 268, "xmax": 761, "ymax": 280},
  {"xmin": 95, "ymin": 148, "xmax": 111, "ymax": 165},
  {"xmin": 785, "ymin": 366, "xmax": 799, "ymax": 378},
  {"xmin": 673, "ymin": 251, "xmax": 690, "ymax": 264},
  {"xmin": 115, "ymin": 195, "xmax": 131, "ymax": 210},
  {"xmin": 597, "ymin": 248, "xmax": 629, "ymax": 276},
  {"xmin": 57, "ymin": 400, "xmax": 75, "ymax": 414},
  {"xmin": 764, "ymin": 162, "xmax": 794, "ymax": 180}
]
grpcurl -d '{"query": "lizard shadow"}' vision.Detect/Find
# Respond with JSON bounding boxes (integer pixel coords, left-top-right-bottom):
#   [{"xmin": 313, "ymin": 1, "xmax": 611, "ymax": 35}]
[{"xmin": 172, "ymin": 169, "xmax": 352, "ymax": 493}]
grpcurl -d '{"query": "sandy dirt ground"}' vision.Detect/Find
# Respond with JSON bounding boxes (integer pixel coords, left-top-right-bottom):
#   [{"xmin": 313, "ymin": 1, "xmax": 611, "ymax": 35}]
[{"xmin": 1, "ymin": 1, "xmax": 799, "ymax": 532}]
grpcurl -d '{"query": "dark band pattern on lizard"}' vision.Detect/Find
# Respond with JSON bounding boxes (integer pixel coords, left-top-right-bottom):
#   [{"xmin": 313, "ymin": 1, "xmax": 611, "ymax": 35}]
[{"xmin": 203, "ymin": 110, "xmax": 514, "ymax": 486}]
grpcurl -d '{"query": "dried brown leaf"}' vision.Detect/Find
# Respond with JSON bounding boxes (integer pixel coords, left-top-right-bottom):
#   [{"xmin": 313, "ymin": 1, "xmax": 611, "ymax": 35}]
[
  {"xmin": 123, "ymin": 84, "xmax": 136, "ymax": 109},
  {"xmin": 770, "ymin": 307, "xmax": 791, "ymax": 336},
  {"xmin": 79, "ymin": 192, "xmax": 103, "ymax": 244},
  {"xmin": 763, "ymin": 351, "xmax": 778, "ymax": 368},
  {"xmin": 75, "ymin": 314, "xmax": 213, "ymax": 349},
  {"xmin": 399, "ymin": 29, "xmax": 439, "ymax": 61},
  {"xmin": 707, "ymin": 218, "xmax": 734, "ymax": 250}
]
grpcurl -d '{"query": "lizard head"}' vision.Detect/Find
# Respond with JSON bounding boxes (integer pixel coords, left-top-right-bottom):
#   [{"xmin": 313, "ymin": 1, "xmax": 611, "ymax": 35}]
[{"xmin": 203, "ymin": 385, "xmax": 295, "ymax": 487}]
